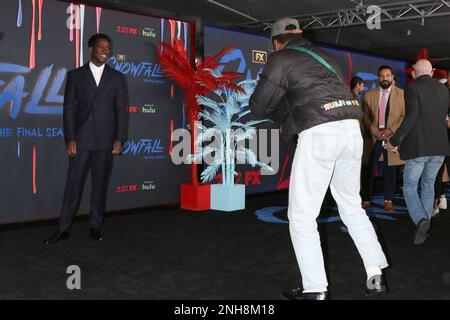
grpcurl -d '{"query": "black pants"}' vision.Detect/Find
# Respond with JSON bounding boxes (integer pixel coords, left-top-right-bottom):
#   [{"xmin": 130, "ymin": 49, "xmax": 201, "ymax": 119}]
[
  {"xmin": 434, "ymin": 156, "xmax": 450, "ymax": 199},
  {"xmin": 57, "ymin": 149, "xmax": 113, "ymax": 232},
  {"xmin": 362, "ymin": 140, "xmax": 397, "ymax": 202}
]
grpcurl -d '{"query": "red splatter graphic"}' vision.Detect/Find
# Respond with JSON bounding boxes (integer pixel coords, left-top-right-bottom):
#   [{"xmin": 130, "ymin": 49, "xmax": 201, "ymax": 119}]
[
  {"xmin": 29, "ymin": 0, "xmax": 36, "ymax": 69},
  {"xmin": 32, "ymin": 146, "xmax": 37, "ymax": 194}
]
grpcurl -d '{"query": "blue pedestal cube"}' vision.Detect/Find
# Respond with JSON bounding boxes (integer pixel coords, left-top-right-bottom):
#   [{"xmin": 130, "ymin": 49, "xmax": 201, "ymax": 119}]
[{"xmin": 210, "ymin": 184, "xmax": 246, "ymax": 212}]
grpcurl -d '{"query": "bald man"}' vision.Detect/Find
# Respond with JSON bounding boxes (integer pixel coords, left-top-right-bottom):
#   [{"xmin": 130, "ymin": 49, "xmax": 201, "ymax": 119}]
[{"xmin": 385, "ymin": 59, "xmax": 450, "ymax": 244}]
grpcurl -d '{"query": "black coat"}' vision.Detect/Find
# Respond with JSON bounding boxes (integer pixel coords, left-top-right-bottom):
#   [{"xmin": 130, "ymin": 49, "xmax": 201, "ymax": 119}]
[
  {"xmin": 249, "ymin": 35, "xmax": 361, "ymax": 141},
  {"xmin": 390, "ymin": 75, "xmax": 450, "ymax": 160},
  {"xmin": 63, "ymin": 63, "xmax": 129, "ymax": 150}
]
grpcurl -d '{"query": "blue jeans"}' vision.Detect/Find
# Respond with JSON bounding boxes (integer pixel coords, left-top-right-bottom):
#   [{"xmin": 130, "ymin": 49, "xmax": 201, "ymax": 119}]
[{"xmin": 403, "ymin": 156, "xmax": 445, "ymax": 225}]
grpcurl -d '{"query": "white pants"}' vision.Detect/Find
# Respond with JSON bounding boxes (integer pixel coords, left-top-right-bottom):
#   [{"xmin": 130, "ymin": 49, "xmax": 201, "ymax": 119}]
[{"xmin": 288, "ymin": 119, "xmax": 388, "ymax": 290}]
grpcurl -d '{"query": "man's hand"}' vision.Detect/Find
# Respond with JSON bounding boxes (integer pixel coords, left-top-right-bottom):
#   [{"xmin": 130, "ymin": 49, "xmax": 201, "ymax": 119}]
[
  {"xmin": 66, "ymin": 141, "xmax": 77, "ymax": 157},
  {"xmin": 384, "ymin": 140, "xmax": 398, "ymax": 153},
  {"xmin": 447, "ymin": 119, "xmax": 450, "ymax": 129},
  {"xmin": 381, "ymin": 128, "xmax": 394, "ymax": 140},
  {"xmin": 374, "ymin": 129, "xmax": 385, "ymax": 140},
  {"xmin": 112, "ymin": 141, "xmax": 122, "ymax": 155}
]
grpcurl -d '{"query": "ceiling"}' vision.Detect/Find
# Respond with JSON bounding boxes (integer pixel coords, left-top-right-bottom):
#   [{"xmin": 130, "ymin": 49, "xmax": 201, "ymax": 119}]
[{"xmin": 84, "ymin": 0, "xmax": 450, "ymax": 63}]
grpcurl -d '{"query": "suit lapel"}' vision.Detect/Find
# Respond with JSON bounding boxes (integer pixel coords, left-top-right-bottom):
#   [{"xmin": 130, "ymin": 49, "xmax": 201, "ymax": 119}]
[
  {"xmin": 82, "ymin": 63, "xmax": 97, "ymax": 91},
  {"xmin": 81, "ymin": 63, "xmax": 111, "ymax": 119},
  {"xmin": 97, "ymin": 64, "xmax": 110, "ymax": 90}
]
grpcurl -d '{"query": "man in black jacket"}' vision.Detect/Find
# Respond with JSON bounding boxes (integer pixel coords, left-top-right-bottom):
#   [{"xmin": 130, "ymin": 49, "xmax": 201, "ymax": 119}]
[
  {"xmin": 250, "ymin": 18, "xmax": 388, "ymax": 300},
  {"xmin": 44, "ymin": 34, "xmax": 129, "ymax": 244},
  {"xmin": 386, "ymin": 59, "xmax": 450, "ymax": 245}
]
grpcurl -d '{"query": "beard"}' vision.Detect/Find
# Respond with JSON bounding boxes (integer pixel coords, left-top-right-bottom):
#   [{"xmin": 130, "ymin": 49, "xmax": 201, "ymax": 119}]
[{"xmin": 379, "ymin": 80, "xmax": 392, "ymax": 89}]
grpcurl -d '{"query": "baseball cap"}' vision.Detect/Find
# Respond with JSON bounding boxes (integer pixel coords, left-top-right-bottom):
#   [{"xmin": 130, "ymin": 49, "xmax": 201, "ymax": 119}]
[
  {"xmin": 271, "ymin": 18, "xmax": 302, "ymax": 38},
  {"xmin": 269, "ymin": 18, "xmax": 302, "ymax": 52}
]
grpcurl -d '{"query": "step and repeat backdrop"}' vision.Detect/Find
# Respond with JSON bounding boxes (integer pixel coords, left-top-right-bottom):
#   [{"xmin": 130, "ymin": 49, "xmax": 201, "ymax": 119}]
[
  {"xmin": 0, "ymin": 1, "xmax": 409, "ymax": 225},
  {"xmin": 0, "ymin": 0, "xmax": 189, "ymax": 224},
  {"xmin": 204, "ymin": 25, "xmax": 409, "ymax": 194}
]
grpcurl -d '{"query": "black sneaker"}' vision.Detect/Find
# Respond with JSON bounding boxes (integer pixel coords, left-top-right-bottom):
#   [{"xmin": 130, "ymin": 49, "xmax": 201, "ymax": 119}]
[
  {"xmin": 89, "ymin": 228, "xmax": 103, "ymax": 241},
  {"xmin": 414, "ymin": 218, "xmax": 430, "ymax": 245},
  {"xmin": 365, "ymin": 274, "xmax": 388, "ymax": 296},
  {"xmin": 282, "ymin": 288, "xmax": 329, "ymax": 300}
]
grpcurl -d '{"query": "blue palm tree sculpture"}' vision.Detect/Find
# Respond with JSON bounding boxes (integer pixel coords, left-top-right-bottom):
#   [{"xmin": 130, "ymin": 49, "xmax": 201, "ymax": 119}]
[{"xmin": 192, "ymin": 79, "xmax": 274, "ymax": 187}]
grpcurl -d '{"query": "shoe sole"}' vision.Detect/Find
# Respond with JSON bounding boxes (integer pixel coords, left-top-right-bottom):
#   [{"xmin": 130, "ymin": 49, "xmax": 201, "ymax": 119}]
[
  {"xmin": 414, "ymin": 220, "xmax": 430, "ymax": 245},
  {"xmin": 365, "ymin": 288, "xmax": 388, "ymax": 297}
]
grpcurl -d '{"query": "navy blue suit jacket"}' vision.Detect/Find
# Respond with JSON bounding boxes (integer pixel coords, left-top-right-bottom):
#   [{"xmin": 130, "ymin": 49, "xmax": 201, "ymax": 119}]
[{"xmin": 63, "ymin": 63, "xmax": 129, "ymax": 150}]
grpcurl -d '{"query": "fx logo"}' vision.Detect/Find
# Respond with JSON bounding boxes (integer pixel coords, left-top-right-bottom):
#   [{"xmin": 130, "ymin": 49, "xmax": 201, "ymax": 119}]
[
  {"xmin": 66, "ymin": 265, "xmax": 81, "ymax": 290},
  {"xmin": 252, "ymin": 50, "xmax": 267, "ymax": 64}
]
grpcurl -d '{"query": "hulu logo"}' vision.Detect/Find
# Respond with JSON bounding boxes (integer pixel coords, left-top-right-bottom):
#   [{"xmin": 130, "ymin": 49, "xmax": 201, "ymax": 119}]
[
  {"xmin": 142, "ymin": 105, "xmax": 157, "ymax": 114},
  {"xmin": 142, "ymin": 28, "xmax": 156, "ymax": 38},
  {"xmin": 142, "ymin": 181, "xmax": 156, "ymax": 191}
]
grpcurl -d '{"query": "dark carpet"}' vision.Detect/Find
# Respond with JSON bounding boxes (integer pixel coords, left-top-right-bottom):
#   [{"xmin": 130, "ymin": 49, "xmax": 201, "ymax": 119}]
[{"xmin": 0, "ymin": 190, "xmax": 450, "ymax": 300}]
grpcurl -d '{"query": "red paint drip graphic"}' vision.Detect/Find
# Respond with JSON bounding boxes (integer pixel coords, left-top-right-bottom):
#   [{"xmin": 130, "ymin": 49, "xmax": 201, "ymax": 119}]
[
  {"xmin": 96, "ymin": 7, "xmax": 102, "ymax": 33},
  {"xmin": 69, "ymin": 3, "xmax": 74, "ymax": 41},
  {"xmin": 32, "ymin": 146, "xmax": 37, "ymax": 194},
  {"xmin": 168, "ymin": 19, "xmax": 177, "ymax": 98},
  {"xmin": 345, "ymin": 51, "xmax": 353, "ymax": 86},
  {"xmin": 75, "ymin": 4, "xmax": 80, "ymax": 68},
  {"xmin": 38, "ymin": 0, "xmax": 43, "ymax": 40},
  {"xmin": 168, "ymin": 19, "xmax": 176, "ymax": 46},
  {"xmin": 169, "ymin": 119, "xmax": 174, "ymax": 156},
  {"xmin": 29, "ymin": 0, "xmax": 36, "ymax": 69}
]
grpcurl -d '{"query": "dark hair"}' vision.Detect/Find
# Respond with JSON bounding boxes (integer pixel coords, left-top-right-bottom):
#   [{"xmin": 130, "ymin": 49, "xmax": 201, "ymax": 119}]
[
  {"xmin": 272, "ymin": 33, "xmax": 301, "ymax": 46},
  {"xmin": 378, "ymin": 65, "xmax": 393, "ymax": 76},
  {"xmin": 350, "ymin": 76, "xmax": 366, "ymax": 90},
  {"xmin": 88, "ymin": 34, "xmax": 112, "ymax": 48}
]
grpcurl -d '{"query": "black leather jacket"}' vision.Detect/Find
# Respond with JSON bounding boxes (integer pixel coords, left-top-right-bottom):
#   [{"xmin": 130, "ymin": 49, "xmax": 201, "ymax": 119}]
[{"xmin": 250, "ymin": 36, "xmax": 362, "ymax": 141}]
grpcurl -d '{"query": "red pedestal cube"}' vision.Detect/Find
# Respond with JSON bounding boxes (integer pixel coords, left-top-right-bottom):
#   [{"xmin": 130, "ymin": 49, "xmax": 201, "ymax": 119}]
[{"xmin": 180, "ymin": 183, "xmax": 211, "ymax": 211}]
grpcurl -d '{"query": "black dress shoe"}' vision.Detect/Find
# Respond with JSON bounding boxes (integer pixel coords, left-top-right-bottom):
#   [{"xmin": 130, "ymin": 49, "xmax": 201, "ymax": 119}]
[
  {"xmin": 414, "ymin": 218, "xmax": 430, "ymax": 245},
  {"xmin": 282, "ymin": 288, "xmax": 329, "ymax": 300},
  {"xmin": 366, "ymin": 275, "xmax": 388, "ymax": 296},
  {"xmin": 43, "ymin": 231, "xmax": 69, "ymax": 244},
  {"xmin": 89, "ymin": 229, "xmax": 102, "ymax": 241}
]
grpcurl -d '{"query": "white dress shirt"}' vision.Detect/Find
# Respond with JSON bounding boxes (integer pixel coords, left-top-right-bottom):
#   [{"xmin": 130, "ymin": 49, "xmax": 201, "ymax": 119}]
[{"xmin": 89, "ymin": 61, "xmax": 105, "ymax": 87}]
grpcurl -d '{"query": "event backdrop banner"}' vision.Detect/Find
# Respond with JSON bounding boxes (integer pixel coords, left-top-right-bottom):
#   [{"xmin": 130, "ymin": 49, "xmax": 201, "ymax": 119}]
[
  {"xmin": 204, "ymin": 25, "xmax": 409, "ymax": 194},
  {"xmin": 0, "ymin": 0, "xmax": 190, "ymax": 224},
  {"xmin": 0, "ymin": 1, "xmax": 410, "ymax": 225}
]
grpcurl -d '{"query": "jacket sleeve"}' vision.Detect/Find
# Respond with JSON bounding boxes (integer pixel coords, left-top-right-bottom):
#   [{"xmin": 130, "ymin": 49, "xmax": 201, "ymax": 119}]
[
  {"xmin": 249, "ymin": 53, "xmax": 288, "ymax": 119},
  {"xmin": 362, "ymin": 92, "xmax": 378, "ymax": 137},
  {"xmin": 115, "ymin": 74, "xmax": 130, "ymax": 143},
  {"xmin": 63, "ymin": 71, "xmax": 77, "ymax": 143},
  {"xmin": 390, "ymin": 85, "xmax": 419, "ymax": 147},
  {"xmin": 388, "ymin": 88, "xmax": 405, "ymax": 134}
]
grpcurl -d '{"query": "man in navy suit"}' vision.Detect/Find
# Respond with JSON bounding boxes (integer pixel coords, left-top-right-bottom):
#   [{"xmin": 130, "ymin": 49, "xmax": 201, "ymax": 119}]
[{"xmin": 45, "ymin": 34, "xmax": 129, "ymax": 243}]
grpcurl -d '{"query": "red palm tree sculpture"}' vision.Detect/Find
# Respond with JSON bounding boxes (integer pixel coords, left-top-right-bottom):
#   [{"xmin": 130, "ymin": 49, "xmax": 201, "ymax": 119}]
[{"xmin": 158, "ymin": 38, "xmax": 243, "ymax": 185}]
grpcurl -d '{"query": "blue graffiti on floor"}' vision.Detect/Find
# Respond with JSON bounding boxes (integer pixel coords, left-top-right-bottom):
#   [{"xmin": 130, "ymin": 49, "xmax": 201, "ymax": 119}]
[{"xmin": 255, "ymin": 195, "xmax": 409, "ymax": 233}]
